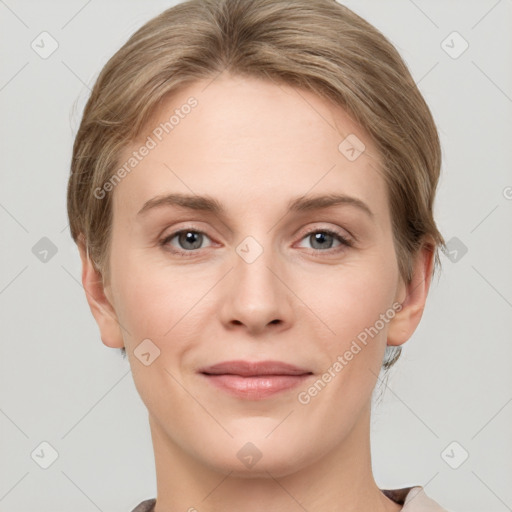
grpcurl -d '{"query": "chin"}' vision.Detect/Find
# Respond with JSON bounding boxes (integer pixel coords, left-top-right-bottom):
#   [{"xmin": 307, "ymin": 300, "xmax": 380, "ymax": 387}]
[{"xmin": 195, "ymin": 434, "xmax": 315, "ymax": 479}]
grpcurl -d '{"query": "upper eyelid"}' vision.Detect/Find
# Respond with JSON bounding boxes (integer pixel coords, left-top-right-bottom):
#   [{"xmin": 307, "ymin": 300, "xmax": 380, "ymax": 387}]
[
  {"xmin": 163, "ymin": 224, "xmax": 349, "ymax": 238},
  {"xmin": 296, "ymin": 224, "xmax": 352, "ymax": 240}
]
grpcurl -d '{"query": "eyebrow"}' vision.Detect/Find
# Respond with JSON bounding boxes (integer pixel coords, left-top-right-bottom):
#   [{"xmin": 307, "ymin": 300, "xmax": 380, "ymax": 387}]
[{"xmin": 136, "ymin": 192, "xmax": 374, "ymax": 219}]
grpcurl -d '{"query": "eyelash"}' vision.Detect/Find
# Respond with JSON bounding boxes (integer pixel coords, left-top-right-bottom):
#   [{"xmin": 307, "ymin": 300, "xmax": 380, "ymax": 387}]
[{"xmin": 159, "ymin": 226, "xmax": 353, "ymax": 257}]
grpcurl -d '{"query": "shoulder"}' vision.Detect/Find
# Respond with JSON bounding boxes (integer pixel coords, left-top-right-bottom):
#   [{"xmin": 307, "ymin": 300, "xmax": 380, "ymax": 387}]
[
  {"xmin": 130, "ymin": 498, "xmax": 156, "ymax": 512},
  {"xmin": 381, "ymin": 486, "xmax": 452, "ymax": 511}
]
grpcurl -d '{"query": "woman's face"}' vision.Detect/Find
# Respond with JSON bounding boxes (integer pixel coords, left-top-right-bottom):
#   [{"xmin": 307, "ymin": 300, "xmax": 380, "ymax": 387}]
[{"xmin": 91, "ymin": 73, "xmax": 414, "ymax": 476}]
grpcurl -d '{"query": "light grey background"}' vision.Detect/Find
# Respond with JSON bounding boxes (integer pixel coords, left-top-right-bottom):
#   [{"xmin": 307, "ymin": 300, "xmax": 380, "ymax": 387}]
[{"xmin": 1, "ymin": 1, "xmax": 511, "ymax": 511}]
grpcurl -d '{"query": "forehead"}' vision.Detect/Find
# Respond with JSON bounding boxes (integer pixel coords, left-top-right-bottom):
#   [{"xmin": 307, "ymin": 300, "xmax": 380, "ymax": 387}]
[{"xmin": 113, "ymin": 73, "xmax": 388, "ymax": 225}]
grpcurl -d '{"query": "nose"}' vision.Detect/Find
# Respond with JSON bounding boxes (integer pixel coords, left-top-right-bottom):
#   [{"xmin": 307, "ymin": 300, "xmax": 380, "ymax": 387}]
[{"xmin": 218, "ymin": 236, "xmax": 293, "ymax": 336}]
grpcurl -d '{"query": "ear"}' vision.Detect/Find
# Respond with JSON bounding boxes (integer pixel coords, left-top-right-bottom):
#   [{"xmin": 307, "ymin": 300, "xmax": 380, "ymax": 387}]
[
  {"xmin": 77, "ymin": 236, "xmax": 125, "ymax": 349},
  {"xmin": 387, "ymin": 239, "xmax": 435, "ymax": 347}
]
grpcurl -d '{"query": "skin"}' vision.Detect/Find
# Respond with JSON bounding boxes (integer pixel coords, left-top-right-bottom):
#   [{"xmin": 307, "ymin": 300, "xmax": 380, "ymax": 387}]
[{"xmin": 78, "ymin": 72, "xmax": 434, "ymax": 512}]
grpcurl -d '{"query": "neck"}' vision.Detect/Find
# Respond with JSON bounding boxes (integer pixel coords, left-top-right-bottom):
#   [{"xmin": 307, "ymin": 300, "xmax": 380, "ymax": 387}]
[{"xmin": 150, "ymin": 403, "xmax": 401, "ymax": 512}]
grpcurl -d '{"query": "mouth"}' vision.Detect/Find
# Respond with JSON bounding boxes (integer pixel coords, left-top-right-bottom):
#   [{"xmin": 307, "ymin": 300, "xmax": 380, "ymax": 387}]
[{"xmin": 197, "ymin": 360, "xmax": 314, "ymax": 400}]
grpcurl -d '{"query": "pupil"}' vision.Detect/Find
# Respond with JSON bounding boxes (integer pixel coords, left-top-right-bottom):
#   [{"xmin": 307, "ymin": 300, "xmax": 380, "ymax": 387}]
[
  {"xmin": 182, "ymin": 231, "xmax": 201, "ymax": 249},
  {"xmin": 313, "ymin": 232, "xmax": 331, "ymax": 249}
]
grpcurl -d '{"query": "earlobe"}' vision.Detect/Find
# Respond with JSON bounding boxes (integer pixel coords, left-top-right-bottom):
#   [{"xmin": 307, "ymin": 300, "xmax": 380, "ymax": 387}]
[
  {"xmin": 77, "ymin": 236, "xmax": 125, "ymax": 349},
  {"xmin": 387, "ymin": 240, "xmax": 435, "ymax": 347}
]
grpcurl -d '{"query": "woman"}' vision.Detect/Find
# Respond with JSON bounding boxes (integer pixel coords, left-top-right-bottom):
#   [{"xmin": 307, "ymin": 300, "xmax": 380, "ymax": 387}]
[{"xmin": 66, "ymin": 0, "xmax": 449, "ymax": 510}]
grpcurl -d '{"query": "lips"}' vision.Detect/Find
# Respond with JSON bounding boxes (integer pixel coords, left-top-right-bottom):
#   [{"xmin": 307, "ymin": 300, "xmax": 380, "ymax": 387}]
[
  {"xmin": 198, "ymin": 360, "xmax": 312, "ymax": 377},
  {"xmin": 198, "ymin": 360, "xmax": 313, "ymax": 400}
]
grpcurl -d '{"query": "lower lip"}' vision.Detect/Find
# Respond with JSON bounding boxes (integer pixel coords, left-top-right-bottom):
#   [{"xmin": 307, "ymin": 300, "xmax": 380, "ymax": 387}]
[{"xmin": 201, "ymin": 373, "xmax": 312, "ymax": 399}]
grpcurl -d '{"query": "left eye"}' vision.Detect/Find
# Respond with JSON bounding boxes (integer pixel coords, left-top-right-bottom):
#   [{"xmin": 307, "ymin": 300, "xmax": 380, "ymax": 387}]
[{"xmin": 297, "ymin": 229, "xmax": 352, "ymax": 251}]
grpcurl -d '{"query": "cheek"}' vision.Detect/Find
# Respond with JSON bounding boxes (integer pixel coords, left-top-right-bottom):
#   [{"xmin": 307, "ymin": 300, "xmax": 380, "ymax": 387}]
[
  {"xmin": 109, "ymin": 245, "xmax": 177, "ymax": 343},
  {"xmin": 296, "ymin": 266, "xmax": 396, "ymax": 418},
  {"xmin": 316, "ymin": 263, "xmax": 397, "ymax": 346},
  {"xmin": 111, "ymin": 250, "xmax": 210, "ymax": 360}
]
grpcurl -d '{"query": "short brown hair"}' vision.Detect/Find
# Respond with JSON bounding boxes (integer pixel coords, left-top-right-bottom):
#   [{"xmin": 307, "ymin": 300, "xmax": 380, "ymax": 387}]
[{"xmin": 67, "ymin": 0, "xmax": 445, "ymax": 369}]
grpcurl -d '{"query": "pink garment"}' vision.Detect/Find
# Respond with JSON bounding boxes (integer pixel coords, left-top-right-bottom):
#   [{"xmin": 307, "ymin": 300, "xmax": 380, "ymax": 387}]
[{"xmin": 381, "ymin": 486, "xmax": 451, "ymax": 511}]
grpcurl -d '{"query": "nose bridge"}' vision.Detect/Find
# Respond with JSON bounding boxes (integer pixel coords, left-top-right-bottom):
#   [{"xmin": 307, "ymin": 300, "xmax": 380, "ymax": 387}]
[
  {"xmin": 222, "ymin": 229, "xmax": 289, "ymax": 330},
  {"xmin": 234, "ymin": 231, "xmax": 279, "ymax": 298}
]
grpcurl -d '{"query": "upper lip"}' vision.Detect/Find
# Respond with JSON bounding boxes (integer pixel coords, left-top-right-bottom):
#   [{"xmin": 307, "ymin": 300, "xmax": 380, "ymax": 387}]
[{"xmin": 199, "ymin": 360, "xmax": 312, "ymax": 377}]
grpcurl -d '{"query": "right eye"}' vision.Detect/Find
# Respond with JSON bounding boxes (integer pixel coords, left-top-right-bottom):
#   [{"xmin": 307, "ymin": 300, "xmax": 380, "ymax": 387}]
[{"xmin": 160, "ymin": 228, "xmax": 214, "ymax": 256}]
